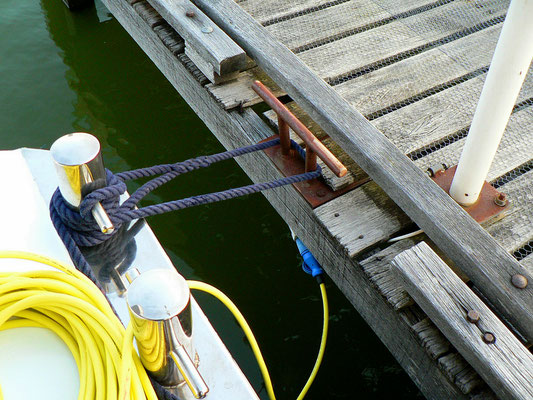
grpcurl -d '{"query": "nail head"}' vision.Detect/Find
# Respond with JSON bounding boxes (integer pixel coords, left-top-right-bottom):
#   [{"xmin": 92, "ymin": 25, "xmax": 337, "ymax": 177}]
[
  {"xmin": 482, "ymin": 332, "xmax": 496, "ymax": 344},
  {"xmin": 185, "ymin": 10, "xmax": 195, "ymax": 17},
  {"xmin": 494, "ymin": 193, "xmax": 507, "ymax": 207},
  {"xmin": 201, "ymin": 26, "xmax": 213, "ymax": 34},
  {"xmin": 511, "ymin": 274, "xmax": 528, "ymax": 289},
  {"xmin": 466, "ymin": 310, "xmax": 480, "ymax": 324}
]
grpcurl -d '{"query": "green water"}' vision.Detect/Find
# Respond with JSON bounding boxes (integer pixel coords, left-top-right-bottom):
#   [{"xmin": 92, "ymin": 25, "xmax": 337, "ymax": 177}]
[{"xmin": 0, "ymin": 1, "xmax": 422, "ymax": 398}]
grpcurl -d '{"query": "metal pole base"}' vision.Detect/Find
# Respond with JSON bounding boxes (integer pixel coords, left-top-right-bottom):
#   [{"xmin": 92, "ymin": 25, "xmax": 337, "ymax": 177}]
[{"xmin": 430, "ymin": 165, "xmax": 510, "ymax": 224}]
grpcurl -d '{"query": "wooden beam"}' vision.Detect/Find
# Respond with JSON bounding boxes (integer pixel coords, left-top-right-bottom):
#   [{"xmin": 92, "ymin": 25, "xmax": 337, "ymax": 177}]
[
  {"xmin": 392, "ymin": 242, "xmax": 533, "ymax": 400},
  {"xmin": 193, "ymin": 0, "xmax": 533, "ymax": 342},
  {"xmin": 147, "ymin": 0, "xmax": 245, "ymax": 83}
]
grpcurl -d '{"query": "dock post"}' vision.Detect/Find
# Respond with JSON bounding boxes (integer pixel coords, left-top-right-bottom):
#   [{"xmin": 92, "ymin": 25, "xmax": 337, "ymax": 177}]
[{"xmin": 449, "ymin": 0, "xmax": 533, "ymax": 206}]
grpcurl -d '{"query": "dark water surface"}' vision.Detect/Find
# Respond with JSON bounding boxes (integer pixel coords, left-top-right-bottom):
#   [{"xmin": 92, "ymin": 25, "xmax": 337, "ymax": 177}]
[{"xmin": 0, "ymin": 1, "xmax": 422, "ymax": 398}]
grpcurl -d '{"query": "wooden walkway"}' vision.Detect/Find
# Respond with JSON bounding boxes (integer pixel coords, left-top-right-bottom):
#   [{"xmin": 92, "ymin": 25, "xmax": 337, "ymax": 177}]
[{"xmin": 99, "ymin": 0, "xmax": 532, "ymax": 398}]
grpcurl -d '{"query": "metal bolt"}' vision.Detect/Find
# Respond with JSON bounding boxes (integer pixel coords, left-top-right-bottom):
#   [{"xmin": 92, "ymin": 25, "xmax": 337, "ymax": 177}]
[
  {"xmin": 358, "ymin": 234, "xmax": 364, "ymax": 239},
  {"xmin": 511, "ymin": 274, "xmax": 528, "ymax": 289},
  {"xmin": 494, "ymin": 192, "xmax": 507, "ymax": 207},
  {"xmin": 201, "ymin": 26, "xmax": 213, "ymax": 34},
  {"xmin": 185, "ymin": 10, "xmax": 195, "ymax": 17},
  {"xmin": 466, "ymin": 310, "xmax": 480, "ymax": 324},
  {"xmin": 427, "ymin": 163, "xmax": 447, "ymax": 177},
  {"xmin": 482, "ymin": 332, "xmax": 496, "ymax": 344},
  {"xmin": 334, "ymin": 212, "xmax": 340, "ymax": 217},
  {"xmin": 316, "ymin": 189, "xmax": 326, "ymax": 198}
]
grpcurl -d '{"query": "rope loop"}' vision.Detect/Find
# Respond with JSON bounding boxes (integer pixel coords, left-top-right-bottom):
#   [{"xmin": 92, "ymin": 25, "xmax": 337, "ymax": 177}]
[
  {"xmin": 79, "ymin": 170, "xmax": 127, "ymax": 220},
  {"xmin": 51, "ymin": 138, "xmax": 320, "ymax": 253}
]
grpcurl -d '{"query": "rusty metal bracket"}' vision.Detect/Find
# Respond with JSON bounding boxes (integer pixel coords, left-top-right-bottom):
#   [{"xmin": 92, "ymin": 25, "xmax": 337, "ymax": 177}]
[
  {"xmin": 259, "ymin": 135, "xmax": 368, "ymax": 208},
  {"xmin": 429, "ymin": 165, "xmax": 510, "ymax": 224},
  {"xmin": 252, "ymin": 81, "xmax": 367, "ymax": 208}
]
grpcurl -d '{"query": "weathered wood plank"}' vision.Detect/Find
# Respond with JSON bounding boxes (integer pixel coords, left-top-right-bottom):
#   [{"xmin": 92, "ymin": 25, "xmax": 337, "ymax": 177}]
[
  {"xmin": 310, "ymin": 105, "xmax": 531, "ymax": 258},
  {"xmin": 393, "ymin": 242, "xmax": 533, "ymax": 400},
  {"xmin": 411, "ymin": 318, "xmax": 450, "ymax": 360},
  {"xmin": 437, "ymin": 353, "xmax": 485, "ymax": 395},
  {"xmin": 414, "ymin": 106, "xmax": 532, "ymax": 180},
  {"xmin": 209, "ymin": 0, "xmax": 440, "ymax": 110},
  {"xmin": 372, "ymin": 68, "xmax": 533, "ymax": 155},
  {"xmin": 315, "ymin": 181, "xmax": 411, "ymax": 257},
  {"xmin": 264, "ymin": 0, "xmax": 435, "ymax": 52},
  {"xmin": 264, "ymin": 77, "xmax": 531, "ymax": 188},
  {"xmin": 206, "ymin": 67, "xmax": 282, "ymax": 109},
  {"xmin": 335, "ymin": 23, "xmax": 502, "ymax": 117},
  {"xmin": 196, "ymin": 0, "xmax": 533, "ymax": 342},
  {"xmin": 297, "ymin": 0, "xmax": 507, "ymax": 83},
  {"xmin": 238, "ymin": 0, "xmax": 342, "ymax": 25},
  {"xmin": 521, "ymin": 253, "xmax": 533, "ymax": 273},
  {"xmin": 486, "ymin": 168, "xmax": 533, "ymax": 253},
  {"xmin": 265, "ymin": 95, "xmax": 531, "ymax": 193},
  {"xmin": 99, "ymin": 2, "xmax": 473, "ymax": 395},
  {"xmin": 133, "ymin": 1, "xmax": 165, "ymax": 28},
  {"xmin": 147, "ymin": 0, "xmax": 245, "ymax": 82},
  {"xmin": 153, "ymin": 23, "xmax": 185, "ymax": 55},
  {"xmin": 360, "ymin": 239, "xmax": 416, "ymax": 310}
]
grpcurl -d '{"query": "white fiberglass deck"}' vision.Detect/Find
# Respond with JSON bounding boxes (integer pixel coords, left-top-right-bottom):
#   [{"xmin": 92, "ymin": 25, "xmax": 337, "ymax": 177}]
[{"xmin": 0, "ymin": 148, "xmax": 258, "ymax": 400}]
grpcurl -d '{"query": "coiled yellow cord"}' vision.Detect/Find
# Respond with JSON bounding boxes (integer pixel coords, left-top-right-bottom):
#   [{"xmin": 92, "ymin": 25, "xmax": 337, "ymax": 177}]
[
  {"xmin": 0, "ymin": 252, "xmax": 328, "ymax": 400},
  {"xmin": 187, "ymin": 280, "xmax": 329, "ymax": 400},
  {"xmin": 0, "ymin": 251, "xmax": 157, "ymax": 400}
]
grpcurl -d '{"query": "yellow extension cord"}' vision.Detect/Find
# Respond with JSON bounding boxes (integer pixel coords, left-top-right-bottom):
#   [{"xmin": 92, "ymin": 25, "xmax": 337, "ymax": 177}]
[
  {"xmin": 188, "ymin": 280, "xmax": 329, "ymax": 400},
  {"xmin": 0, "ymin": 252, "xmax": 328, "ymax": 400},
  {"xmin": 0, "ymin": 251, "xmax": 157, "ymax": 400}
]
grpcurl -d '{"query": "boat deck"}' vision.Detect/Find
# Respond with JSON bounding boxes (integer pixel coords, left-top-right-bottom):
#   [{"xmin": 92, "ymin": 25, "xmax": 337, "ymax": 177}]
[{"xmin": 98, "ymin": 0, "xmax": 532, "ymax": 398}]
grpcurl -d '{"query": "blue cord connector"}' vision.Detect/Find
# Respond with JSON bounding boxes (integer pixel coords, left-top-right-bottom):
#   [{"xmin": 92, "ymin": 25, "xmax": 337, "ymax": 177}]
[{"xmin": 295, "ymin": 238, "xmax": 324, "ymax": 279}]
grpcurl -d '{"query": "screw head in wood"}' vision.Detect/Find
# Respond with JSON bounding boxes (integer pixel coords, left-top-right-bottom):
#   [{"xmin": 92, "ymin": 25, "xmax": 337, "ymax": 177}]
[
  {"xmin": 466, "ymin": 310, "xmax": 480, "ymax": 323},
  {"xmin": 201, "ymin": 26, "xmax": 214, "ymax": 34},
  {"xmin": 185, "ymin": 10, "xmax": 195, "ymax": 17},
  {"xmin": 493, "ymin": 192, "xmax": 507, "ymax": 207},
  {"xmin": 482, "ymin": 332, "xmax": 496, "ymax": 344},
  {"xmin": 511, "ymin": 274, "xmax": 528, "ymax": 289}
]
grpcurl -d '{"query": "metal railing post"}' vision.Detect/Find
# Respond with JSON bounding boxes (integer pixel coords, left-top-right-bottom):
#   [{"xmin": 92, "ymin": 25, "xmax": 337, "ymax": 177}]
[{"xmin": 450, "ymin": 0, "xmax": 533, "ymax": 206}]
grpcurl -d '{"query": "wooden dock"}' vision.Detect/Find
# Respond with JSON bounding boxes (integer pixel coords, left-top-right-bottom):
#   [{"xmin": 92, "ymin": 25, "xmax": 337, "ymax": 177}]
[{"xmin": 95, "ymin": 0, "xmax": 532, "ymax": 398}]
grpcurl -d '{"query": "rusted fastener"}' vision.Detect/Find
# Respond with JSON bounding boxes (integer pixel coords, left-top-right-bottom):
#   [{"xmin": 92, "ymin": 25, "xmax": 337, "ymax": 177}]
[
  {"xmin": 482, "ymin": 332, "xmax": 496, "ymax": 344},
  {"xmin": 466, "ymin": 310, "xmax": 480, "ymax": 324},
  {"xmin": 511, "ymin": 274, "xmax": 528, "ymax": 289},
  {"xmin": 185, "ymin": 10, "xmax": 195, "ymax": 17},
  {"xmin": 426, "ymin": 163, "xmax": 448, "ymax": 177},
  {"xmin": 494, "ymin": 192, "xmax": 507, "ymax": 207}
]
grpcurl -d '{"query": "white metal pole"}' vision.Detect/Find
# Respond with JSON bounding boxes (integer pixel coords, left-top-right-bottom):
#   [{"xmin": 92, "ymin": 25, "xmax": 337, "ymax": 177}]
[{"xmin": 449, "ymin": 0, "xmax": 533, "ymax": 206}]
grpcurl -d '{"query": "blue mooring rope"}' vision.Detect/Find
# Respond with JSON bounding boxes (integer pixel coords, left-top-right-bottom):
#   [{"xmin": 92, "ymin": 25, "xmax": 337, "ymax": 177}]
[
  {"xmin": 49, "ymin": 138, "xmax": 320, "ymax": 287},
  {"xmin": 49, "ymin": 138, "xmax": 321, "ymax": 400}
]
